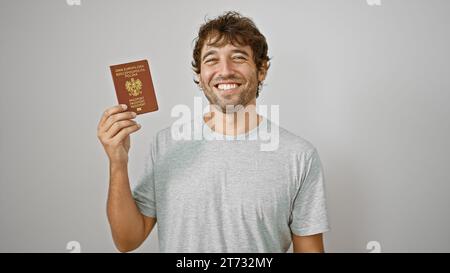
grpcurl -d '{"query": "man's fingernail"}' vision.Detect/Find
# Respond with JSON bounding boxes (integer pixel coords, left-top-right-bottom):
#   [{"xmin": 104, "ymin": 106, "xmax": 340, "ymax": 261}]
[{"xmin": 121, "ymin": 104, "xmax": 127, "ymax": 110}]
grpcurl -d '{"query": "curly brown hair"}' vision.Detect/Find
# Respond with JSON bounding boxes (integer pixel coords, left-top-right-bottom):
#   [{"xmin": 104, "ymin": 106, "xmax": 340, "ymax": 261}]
[{"xmin": 192, "ymin": 11, "xmax": 271, "ymax": 98}]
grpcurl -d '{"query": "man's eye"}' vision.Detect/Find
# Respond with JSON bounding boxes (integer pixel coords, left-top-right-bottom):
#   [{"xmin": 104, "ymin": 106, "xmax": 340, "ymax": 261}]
[
  {"xmin": 233, "ymin": 56, "xmax": 247, "ymax": 62},
  {"xmin": 205, "ymin": 58, "xmax": 218, "ymax": 64}
]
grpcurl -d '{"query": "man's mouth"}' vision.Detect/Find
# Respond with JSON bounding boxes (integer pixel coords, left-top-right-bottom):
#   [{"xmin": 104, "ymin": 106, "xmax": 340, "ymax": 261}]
[{"xmin": 213, "ymin": 83, "xmax": 242, "ymax": 91}]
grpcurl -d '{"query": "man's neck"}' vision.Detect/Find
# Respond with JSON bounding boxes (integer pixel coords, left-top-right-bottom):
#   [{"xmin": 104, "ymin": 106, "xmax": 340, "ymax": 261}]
[{"xmin": 203, "ymin": 101, "xmax": 262, "ymax": 136}]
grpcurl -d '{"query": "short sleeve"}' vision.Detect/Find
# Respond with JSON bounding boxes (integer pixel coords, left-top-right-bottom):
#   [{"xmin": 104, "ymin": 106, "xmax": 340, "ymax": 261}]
[
  {"xmin": 290, "ymin": 148, "xmax": 330, "ymax": 236},
  {"xmin": 132, "ymin": 138, "xmax": 157, "ymax": 218}
]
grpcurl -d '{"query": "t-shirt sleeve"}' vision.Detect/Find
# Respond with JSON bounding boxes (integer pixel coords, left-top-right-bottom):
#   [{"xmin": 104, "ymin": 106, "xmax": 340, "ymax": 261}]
[
  {"xmin": 132, "ymin": 138, "xmax": 157, "ymax": 218},
  {"xmin": 290, "ymin": 148, "xmax": 330, "ymax": 236}
]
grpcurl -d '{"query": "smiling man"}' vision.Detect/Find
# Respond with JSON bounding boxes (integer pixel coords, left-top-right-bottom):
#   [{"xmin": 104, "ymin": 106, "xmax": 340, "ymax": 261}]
[{"xmin": 97, "ymin": 11, "xmax": 330, "ymax": 253}]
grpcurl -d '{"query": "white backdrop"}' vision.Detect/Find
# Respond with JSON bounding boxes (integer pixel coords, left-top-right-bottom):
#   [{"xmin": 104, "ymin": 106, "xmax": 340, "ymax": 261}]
[{"xmin": 0, "ymin": 0, "xmax": 449, "ymax": 252}]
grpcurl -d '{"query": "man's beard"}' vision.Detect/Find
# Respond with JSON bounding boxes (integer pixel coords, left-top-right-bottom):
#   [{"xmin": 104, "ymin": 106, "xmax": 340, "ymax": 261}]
[{"xmin": 202, "ymin": 76, "xmax": 258, "ymax": 113}]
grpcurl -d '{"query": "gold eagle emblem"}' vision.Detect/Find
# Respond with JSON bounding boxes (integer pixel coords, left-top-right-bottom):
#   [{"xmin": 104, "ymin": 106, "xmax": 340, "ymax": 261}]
[{"xmin": 125, "ymin": 78, "xmax": 143, "ymax": 97}]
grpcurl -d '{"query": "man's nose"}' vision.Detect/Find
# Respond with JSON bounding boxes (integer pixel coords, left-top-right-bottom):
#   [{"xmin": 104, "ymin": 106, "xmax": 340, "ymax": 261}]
[{"xmin": 218, "ymin": 59, "xmax": 234, "ymax": 77}]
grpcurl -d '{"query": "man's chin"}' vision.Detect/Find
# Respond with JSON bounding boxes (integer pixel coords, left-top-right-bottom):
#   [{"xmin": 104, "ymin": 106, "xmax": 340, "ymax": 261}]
[
  {"xmin": 205, "ymin": 91, "xmax": 254, "ymax": 113},
  {"xmin": 211, "ymin": 101, "xmax": 250, "ymax": 113}
]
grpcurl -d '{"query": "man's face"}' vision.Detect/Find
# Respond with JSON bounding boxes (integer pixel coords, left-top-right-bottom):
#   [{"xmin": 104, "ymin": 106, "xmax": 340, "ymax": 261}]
[{"xmin": 198, "ymin": 38, "xmax": 266, "ymax": 113}]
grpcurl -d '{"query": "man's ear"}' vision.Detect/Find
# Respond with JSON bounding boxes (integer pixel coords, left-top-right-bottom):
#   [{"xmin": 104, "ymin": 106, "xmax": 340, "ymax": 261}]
[
  {"xmin": 257, "ymin": 61, "xmax": 269, "ymax": 82},
  {"xmin": 196, "ymin": 74, "xmax": 203, "ymax": 89}
]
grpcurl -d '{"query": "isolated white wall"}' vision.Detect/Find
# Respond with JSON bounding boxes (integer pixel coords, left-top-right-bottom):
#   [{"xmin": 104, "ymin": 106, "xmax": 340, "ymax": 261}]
[{"xmin": 0, "ymin": 0, "xmax": 449, "ymax": 252}]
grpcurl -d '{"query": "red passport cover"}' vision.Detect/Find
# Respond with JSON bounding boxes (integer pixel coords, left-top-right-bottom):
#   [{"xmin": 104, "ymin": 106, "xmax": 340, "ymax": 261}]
[{"xmin": 110, "ymin": 59, "xmax": 159, "ymax": 115}]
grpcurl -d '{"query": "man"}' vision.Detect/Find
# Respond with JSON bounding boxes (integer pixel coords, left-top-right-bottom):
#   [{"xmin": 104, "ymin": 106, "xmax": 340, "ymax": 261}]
[{"xmin": 97, "ymin": 11, "xmax": 330, "ymax": 253}]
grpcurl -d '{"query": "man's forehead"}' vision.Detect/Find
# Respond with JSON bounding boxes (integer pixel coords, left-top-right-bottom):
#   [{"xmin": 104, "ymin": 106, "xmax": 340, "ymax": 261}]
[{"xmin": 201, "ymin": 42, "xmax": 252, "ymax": 55}]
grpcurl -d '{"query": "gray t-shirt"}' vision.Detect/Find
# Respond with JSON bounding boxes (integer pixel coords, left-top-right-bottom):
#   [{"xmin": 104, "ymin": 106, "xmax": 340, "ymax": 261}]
[{"xmin": 132, "ymin": 116, "xmax": 330, "ymax": 252}]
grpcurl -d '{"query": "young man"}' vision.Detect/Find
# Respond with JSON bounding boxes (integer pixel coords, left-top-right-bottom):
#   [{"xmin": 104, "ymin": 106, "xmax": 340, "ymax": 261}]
[{"xmin": 97, "ymin": 11, "xmax": 330, "ymax": 253}]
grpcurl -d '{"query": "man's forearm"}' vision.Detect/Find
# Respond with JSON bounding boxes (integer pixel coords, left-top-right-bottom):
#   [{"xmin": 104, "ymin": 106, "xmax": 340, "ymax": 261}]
[{"xmin": 107, "ymin": 163, "xmax": 146, "ymax": 252}]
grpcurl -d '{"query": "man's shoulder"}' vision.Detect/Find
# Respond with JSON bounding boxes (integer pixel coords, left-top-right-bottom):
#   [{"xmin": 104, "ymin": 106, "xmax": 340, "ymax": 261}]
[
  {"xmin": 154, "ymin": 118, "xmax": 195, "ymax": 141},
  {"xmin": 150, "ymin": 118, "xmax": 196, "ymax": 150},
  {"xmin": 270, "ymin": 119, "xmax": 318, "ymax": 157}
]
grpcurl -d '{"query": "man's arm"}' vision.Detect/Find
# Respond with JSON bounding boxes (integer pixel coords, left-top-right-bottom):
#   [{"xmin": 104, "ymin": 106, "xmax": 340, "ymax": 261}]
[
  {"xmin": 97, "ymin": 105, "xmax": 156, "ymax": 252},
  {"xmin": 107, "ymin": 163, "xmax": 156, "ymax": 252},
  {"xmin": 292, "ymin": 233, "xmax": 325, "ymax": 253}
]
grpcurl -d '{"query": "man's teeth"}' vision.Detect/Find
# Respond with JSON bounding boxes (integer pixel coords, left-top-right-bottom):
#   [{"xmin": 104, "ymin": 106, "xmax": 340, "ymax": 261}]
[{"xmin": 217, "ymin": 83, "xmax": 239, "ymax": 90}]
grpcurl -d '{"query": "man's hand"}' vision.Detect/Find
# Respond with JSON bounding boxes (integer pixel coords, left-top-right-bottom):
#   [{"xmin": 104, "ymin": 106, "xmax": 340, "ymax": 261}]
[{"xmin": 97, "ymin": 104, "xmax": 141, "ymax": 165}]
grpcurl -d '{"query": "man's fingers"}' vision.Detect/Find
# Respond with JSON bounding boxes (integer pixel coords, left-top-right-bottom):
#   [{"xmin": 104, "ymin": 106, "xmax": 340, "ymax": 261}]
[
  {"xmin": 110, "ymin": 123, "xmax": 142, "ymax": 144},
  {"xmin": 98, "ymin": 104, "xmax": 128, "ymax": 131},
  {"xmin": 105, "ymin": 119, "xmax": 138, "ymax": 139},
  {"xmin": 103, "ymin": 111, "xmax": 137, "ymax": 133}
]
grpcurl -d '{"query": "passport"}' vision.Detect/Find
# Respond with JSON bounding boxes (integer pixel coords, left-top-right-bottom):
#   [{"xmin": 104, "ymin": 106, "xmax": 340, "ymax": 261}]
[{"xmin": 110, "ymin": 59, "xmax": 159, "ymax": 115}]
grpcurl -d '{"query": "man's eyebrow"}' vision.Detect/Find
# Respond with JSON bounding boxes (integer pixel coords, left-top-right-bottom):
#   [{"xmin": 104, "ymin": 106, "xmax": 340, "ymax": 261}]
[
  {"xmin": 231, "ymin": 49, "xmax": 250, "ymax": 57},
  {"xmin": 202, "ymin": 50, "xmax": 217, "ymax": 61}
]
